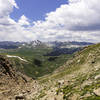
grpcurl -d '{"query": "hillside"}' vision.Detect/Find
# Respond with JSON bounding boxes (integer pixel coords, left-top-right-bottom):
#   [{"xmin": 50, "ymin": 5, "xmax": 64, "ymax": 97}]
[
  {"xmin": 0, "ymin": 43, "xmax": 99, "ymax": 100},
  {"xmin": 0, "ymin": 41, "xmax": 92, "ymax": 79},
  {"xmin": 0, "ymin": 55, "xmax": 41, "ymax": 100},
  {"xmin": 0, "ymin": 47, "xmax": 75, "ymax": 78},
  {"xmin": 33, "ymin": 43, "xmax": 100, "ymax": 100}
]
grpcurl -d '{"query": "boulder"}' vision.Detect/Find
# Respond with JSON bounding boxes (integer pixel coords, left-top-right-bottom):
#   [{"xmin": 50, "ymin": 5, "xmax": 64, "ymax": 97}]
[
  {"xmin": 58, "ymin": 80, "xmax": 64, "ymax": 85},
  {"xmin": 93, "ymin": 88, "xmax": 100, "ymax": 96},
  {"xmin": 95, "ymin": 75, "xmax": 100, "ymax": 80}
]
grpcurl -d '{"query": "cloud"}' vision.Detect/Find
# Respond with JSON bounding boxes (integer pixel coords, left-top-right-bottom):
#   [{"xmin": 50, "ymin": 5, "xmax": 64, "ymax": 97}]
[
  {"xmin": 30, "ymin": 0, "xmax": 100, "ymax": 42},
  {"xmin": 18, "ymin": 15, "xmax": 30, "ymax": 26},
  {"xmin": 8, "ymin": 0, "xmax": 19, "ymax": 9},
  {"xmin": 0, "ymin": 0, "xmax": 100, "ymax": 42},
  {"xmin": 42, "ymin": 0, "xmax": 100, "ymax": 31},
  {"xmin": 0, "ymin": 0, "xmax": 18, "ymax": 17},
  {"xmin": 0, "ymin": 0, "xmax": 37, "ymax": 41}
]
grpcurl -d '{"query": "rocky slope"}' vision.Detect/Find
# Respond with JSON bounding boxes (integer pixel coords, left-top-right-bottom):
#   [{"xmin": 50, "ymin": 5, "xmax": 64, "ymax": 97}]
[
  {"xmin": 34, "ymin": 43, "xmax": 100, "ymax": 100},
  {"xmin": 0, "ymin": 55, "xmax": 40, "ymax": 100},
  {"xmin": 1, "ymin": 43, "xmax": 100, "ymax": 100}
]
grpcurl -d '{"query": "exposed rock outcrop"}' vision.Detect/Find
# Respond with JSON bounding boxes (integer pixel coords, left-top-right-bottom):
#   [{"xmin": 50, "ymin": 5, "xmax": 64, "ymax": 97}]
[
  {"xmin": 0, "ymin": 55, "xmax": 40, "ymax": 100},
  {"xmin": 0, "ymin": 55, "xmax": 15, "ymax": 77}
]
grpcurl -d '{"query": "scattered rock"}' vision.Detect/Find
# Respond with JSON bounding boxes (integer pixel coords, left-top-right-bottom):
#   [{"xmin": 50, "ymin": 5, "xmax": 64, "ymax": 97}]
[
  {"xmin": 58, "ymin": 80, "xmax": 64, "ymax": 85},
  {"xmin": 55, "ymin": 94, "xmax": 63, "ymax": 100},
  {"xmin": 94, "ymin": 66, "xmax": 100, "ymax": 71},
  {"xmin": 93, "ymin": 88, "xmax": 100, "ymax": 96},
  {"xmin": 77, "ymin": 60, "xmax": 80, "ymax": 63},
  {"xmin": 80, "ymin": 93, "xmax": 91, "ymax": 99},
  {"xmin": 95, "ymin": 74, "xmax": 100, "ymax": 80},
  {"xmin": 69, "ymin": 94, "xmax": 80, "ymax": 100},
  {"xmin": 81, "ymin": 80, "xmax": 92, "ymax": 88}
]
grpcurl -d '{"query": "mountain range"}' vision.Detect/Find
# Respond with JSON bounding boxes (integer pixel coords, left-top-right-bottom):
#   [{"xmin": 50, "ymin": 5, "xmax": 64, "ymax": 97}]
[{"xmin": 0, "ymin": 40, "xmax": 93, "ymax": 49}]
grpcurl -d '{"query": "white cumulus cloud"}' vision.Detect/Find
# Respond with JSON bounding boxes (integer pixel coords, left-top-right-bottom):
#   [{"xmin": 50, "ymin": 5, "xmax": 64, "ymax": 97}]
[
  {"xmin": 0, "ymin": 0, "xmax": 100, "ymax": 42},
  {"xmin": 18, "ymin": 15, "xmax": 30, "ymax": 26},
  {"xmin": 30, "ymin": 0, "xmax": 100, "ymax": 42}
]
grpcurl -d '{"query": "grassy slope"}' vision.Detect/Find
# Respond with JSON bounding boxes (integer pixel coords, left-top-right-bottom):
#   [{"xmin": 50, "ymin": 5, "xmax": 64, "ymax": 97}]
[
  {"xmin": 0, "ymin": 47, "xmax": 73, "ymax": 78},
  {"xmin": 35, "ymin": 43, "xmax": 100, "ymax": 100}
]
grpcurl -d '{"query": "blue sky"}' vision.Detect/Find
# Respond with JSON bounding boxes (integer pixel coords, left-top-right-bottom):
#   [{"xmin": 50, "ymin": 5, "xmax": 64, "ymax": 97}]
[
  {"xmin": 11, "ymin": 0, "xmax": 68, "ymax": 22},
  {"xmin": 0, "ymin": 0, "xmax": 100, "ymax": 42}
]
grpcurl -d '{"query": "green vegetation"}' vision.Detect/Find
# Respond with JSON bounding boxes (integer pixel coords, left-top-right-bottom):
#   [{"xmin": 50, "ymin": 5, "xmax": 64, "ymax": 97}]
[
  {"xmin": 55, "ymin": 72, "xmax": 100, "ymax": 100},
  {"xmin": 0, "ymin": 47, "xmax": 73, "ymax": 78},
  {"xmin": 38, "ymin": 90, "xmax": 46, "ymax": 99},
  {"xmin": 1, "ymin": 43, "xmax": 100, "ymax": 100},
  {"xmin": 36, "ymin": 43, "xmax": 100, "ymax": 99},
  {"xmin": 85, "ymin": 96, "xmax": 100, "ymax": 100}
]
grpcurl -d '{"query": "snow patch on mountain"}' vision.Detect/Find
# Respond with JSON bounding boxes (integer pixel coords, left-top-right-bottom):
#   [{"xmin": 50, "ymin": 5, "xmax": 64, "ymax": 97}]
[{"xmin": 6, "ymin": 55, "xmax": 28, "ymax": 62}]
